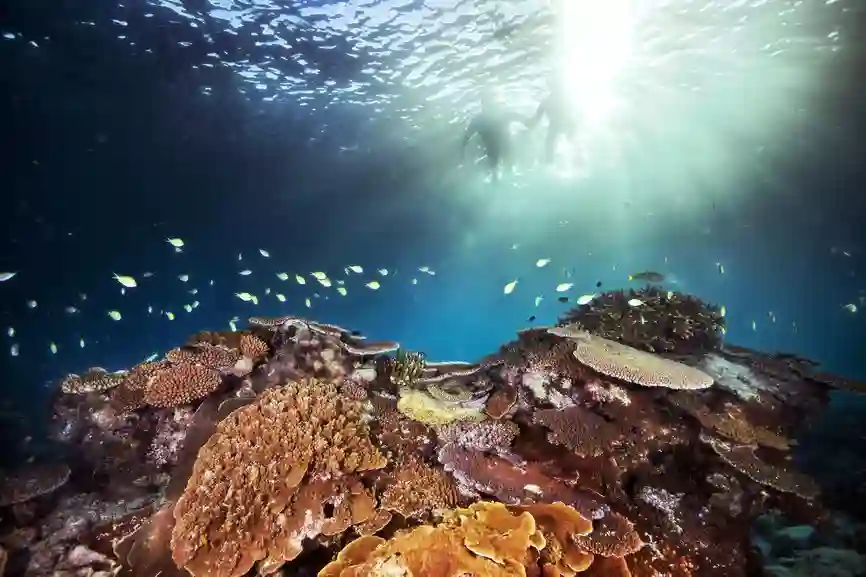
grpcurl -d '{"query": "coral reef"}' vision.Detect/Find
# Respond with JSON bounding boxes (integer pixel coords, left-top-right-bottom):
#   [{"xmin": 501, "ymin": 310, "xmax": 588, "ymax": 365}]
[{"xmin": 3, "ymin": 290, "xmax": 865, "ymax": 577}]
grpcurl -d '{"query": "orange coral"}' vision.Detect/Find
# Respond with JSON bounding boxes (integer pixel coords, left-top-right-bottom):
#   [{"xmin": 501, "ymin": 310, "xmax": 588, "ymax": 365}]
[
  {"xmin": 110, "ymin": 360, "xmax": 170, "ymax": 412},
  {"xmin": 61, "ymin": 367, "xmax": 126, "ymax": 394},
  {"xmin": 513, "ymin": 502, "xmax": 595, "ymax": 576},
  {"xmin": 574, "ymin": 512, "xmax": 644, "ymax": 558},
  {"xmin": 239, "ymin": 333, "xmax": 268, "ymax": 360},
  {"xmin": 143, "ymin": 363, "xmax": 223, "ymax": 408},
  {"xmin": 670, "ymin": 394, "xmax": 791, "ymax": 451},
  {"xmin": 319, "ymin": 502, "xmax": 541, "ymax": 577},
  {"xmin": 380, "ymin": 457, "xmax": 460, "ymax": 520},
  {"xmin": 171, "ymin": 380, "xmax": 388, "ymax": 577},
  {"xmin": 534, "ymin": 406, "xmax": 622, "ymax": 458}
]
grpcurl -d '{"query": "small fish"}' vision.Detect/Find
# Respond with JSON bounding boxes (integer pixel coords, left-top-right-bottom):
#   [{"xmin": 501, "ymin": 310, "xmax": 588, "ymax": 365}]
[
  {"xmin": 555, "ymin": 283, "xmax": 573, "ymax": 293},
  {"xmin": 317, "ymin": 277, "xmax": 332, "ymax": 287},
  {"xmin": 576, "ymin": 294, "xmax": 596, "ymax": 305},
  {"xmin": 276, "ymin": 272, "xmax": 289, "ymax": 281},
  {"xmin": 511, "ymin": 243, "xmax": 519, "ymax": 250},
  {"xmin": 142, "ymin": 271, "xmax": 154, "ymax": 278},
  {"xmin": 264, "ymin": 288, "xmax": 271, "ymax": 295},
  {"xmin": 719, "ymin": 305, "xmax": 727, "ymax": 317},
  {"xmin": 844, "ymin": 303, "xmax": 858, "ymax": 313},
  {"xmin": 147, "ymin": 305, "xmax": 153, "ymax": 314},
  {"xmin": 259, "ymin": 249, "xmax": 270, "ymax": 257},
  {"xmin": 557, "ymin": 296, "xmax": 569, "ymax": 303},
  {"xmin": 366, "ymin": 281, "xmax": 381, "ymax": 290},
  {"xmin": 305, "ymin": 298, "xmax": 312, "ymax": 308},
  {"xmin": 6, "ymin": 327, "xmax": 13, "ymax": 337},
  {"xmin": 79, "ymin": 293, "xmax": 87, "ymax": 301},
  {"xmin": 276, "ymin": 293, "xmax": 286, "ymax": 302},
  {"xmin": 108, "ymin": 310, "xmax": 122, "ymax": 321},
  {"xmin": 716, "ymin": 262, "xmax": 725, "ymax": 275},
  {"xmin": 189, "ymin": 288, "xmax": 198, "ymax": 295},
  {"xmin": 528, "ymin": 315, "xmax": 536, "ymax": 322},
  {"xmin": 26, "ymin": 300, "xmax": 37, "ymax": 309},
  {"xmin": 235, "ymin": 292, "xmax": 256, "ymax": 302},
  {"xmin": 10, "ymin": 344, "xmax": 19, "ymax": 357},
  {"xmin": 536, "ymin": 258, "xmax": 551, "ymax": 268},
  {"xmin": 311, "ymin": 272, "xmax": 328, "ymax": 280},
  {"xmin": 336, "ymin": 287, "xmax": 347, "ymax": 296},
  {"xmin": 628, "ymin": 271, "xmax": 665, "ymax": 282},
  {"xmin": 239, "ymin": 270, "xmax": 252, "ymax": 276},
  {"xmin": 534, "ymin": 296, "xmax": 543, "ymax": 307},
  {"xmin": 418, "ymin": 266, "xmax": 435, "ymax": 275},
  {"xmin": 209, "ymin": 279, "xmax": 214, "ymax": 286},
  {"xmin": 178, "ymin": 274, "xmax": 189, "ymax": 282},
  {"xmin": 378, "ymin": 268, "xmax": 389, "ymax": 276},
  {"xmin": 627, "ymin": 298, "xmax": 644, "ymax": 307},
  {"xmin": 503, "ymin": 280, "xmax": 518, "ymax": 295},
  {"xmin": 49, "ymin": 342, "xmax": 57, "ymax": 354},
  {"xmin": 411, "ymin": 278, "xmax": 418, "ymax": 285},
  {"xmin": 64, "ymin": 306, "xmax": 79, "ymax": 314},
  {"xmin": 595, "ymin": 281, "xmax": 602, "ymax": 288},
  {"xmin": 228, "ymin": 318, "xmax": 238, "ymax": 332},
  {"xmin": 144, "ymin": 352, "xmax": 158, "ymax": 362},
  {"xmin": 348, "ymin": 265, "xmax": 363, "ymax": 274},
  {"xmin": 166, "ymin": 237, "xmax": 184, "ymax": 248},
  {"xmin": 120, "ymin": 287, "xmax": 126, "ymax": 295},
  {"xmin": 768, "ymin": 311, "xmax": 776, "ymax": 323},
  {"xmin": 192, "ymin": 300, "xmax": 199, "ymax": 309},
  {"xmin": 113, "ymin": 273, "xmax": 137, "ymax": 288},
  {"xmin": 666, "ymin": 291, "xmax": 674, "ymax": 300},
  {"xmin": 79, "ymin": 337, "xmax": 85, "ymax": 348},
  {"xmin": 165, "ymin": 311, "xmax": 175, "ymax": 320},
  {"xmin": 0, "ymin": 272, "xmax": 17, "ymax": 282},
  {"xmin": 184, "ymin": 304, "xmax": 193, "ymax": 313},
  {"xmin": 238, "ymin": 253, "xmax": 243, "ymax": 260},
  {"xmin": 296, "ymin": 275, "xmax": 306, "ymax": 285}
]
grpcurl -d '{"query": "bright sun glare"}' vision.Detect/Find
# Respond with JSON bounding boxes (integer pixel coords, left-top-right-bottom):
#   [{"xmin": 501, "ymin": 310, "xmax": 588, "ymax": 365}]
[{"xmin": 558, "ymin": 0, "xmax": 634, "ymax": 126}]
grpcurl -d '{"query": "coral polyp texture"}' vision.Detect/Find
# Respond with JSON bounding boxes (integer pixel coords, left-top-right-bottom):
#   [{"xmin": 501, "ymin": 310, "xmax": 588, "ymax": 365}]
[{"xmin": 3, "ymin": 291, "xmax": 866, "ymax": 577}]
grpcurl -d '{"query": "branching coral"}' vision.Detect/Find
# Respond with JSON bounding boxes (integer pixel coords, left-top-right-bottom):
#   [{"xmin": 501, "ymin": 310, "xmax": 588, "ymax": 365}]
[
  {"xmin": 61, "ymin": 367, "xmax": 127, "ymax": 394},
  {"xmin": 170, "ymin": 379, "xmax": 388, "ymax": 577},
  {"xmin": 165, "ymin": 343, "xmax": 241, "ymax": 370},
  {"xmin": 557, "ymin": 287, "xmax": 724, "ymax": 355},
  {"xmin": 380, "ymin": 456, "xmax": 460, "ymax": 520},
  {"xmin": 550, "ymin": 326, "xmax": 714, "ymax": 390},
  {"xmin": 0, "ymin": 462, "xmax": 70, "ymax": 506},
  {"xmin": 389, "ymin": 350, "xmax": 427, "ymax": 388},
  {"xmin": 435, "ymin": 419, "xmax": 519, "ymax": 453}
]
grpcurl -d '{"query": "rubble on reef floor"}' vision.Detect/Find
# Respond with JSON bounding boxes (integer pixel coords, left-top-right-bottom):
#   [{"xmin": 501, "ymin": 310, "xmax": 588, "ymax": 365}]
[{"xmin": 1, "ymin": 288, "xmax": 866, "ymax": 577}]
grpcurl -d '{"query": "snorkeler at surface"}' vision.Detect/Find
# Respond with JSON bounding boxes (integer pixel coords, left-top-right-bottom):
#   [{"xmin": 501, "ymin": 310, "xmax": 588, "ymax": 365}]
[
  {"xmin": 526, "ymin": 77, "xmax": 579, "ymax": 164},
  {"xmin": 461, "ymin": 90, "xmax": 523, "ymax": 182}
]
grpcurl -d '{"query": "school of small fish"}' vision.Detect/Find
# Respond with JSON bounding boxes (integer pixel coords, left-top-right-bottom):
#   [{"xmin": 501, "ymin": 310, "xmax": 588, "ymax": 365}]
[{"xmin": 1, "ymin": 240, "xmax": 860, "ymax": 360}]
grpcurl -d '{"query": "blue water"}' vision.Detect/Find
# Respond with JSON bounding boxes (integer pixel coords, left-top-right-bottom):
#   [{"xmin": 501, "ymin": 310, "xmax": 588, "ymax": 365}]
[{"xmin": 1, "ymin": 0, "xmax": 865, "ymax": 424}]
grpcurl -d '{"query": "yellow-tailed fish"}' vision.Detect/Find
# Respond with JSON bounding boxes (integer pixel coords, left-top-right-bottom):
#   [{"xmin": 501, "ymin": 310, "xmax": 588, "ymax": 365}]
[
  {"xmin": 503, "ymin": 280, "xmax": 518, "ymax": 295},
  {"xmin": 411, "ymin": 278, "xmax": 418, "ymax": 285},
  {"xmin": 378, "ymin": 268, "xmax": 389, "ymax": 276},
  {"xmin": 276, "ymin": 272, "xmax": 289, "ymax": 281},
  {"xmin": 0, "ymin": 272, "xmax": 17, "ymax": 282},
  {"xmin": 184, "ymin": 304, "xmax": 192, "ymax": 313},
  {"xmin": 142, "ymin": 271, "xmax": 154, "ymax": 278},
  {"xmin": 720, "ymin": 305, "xmax": 726, "ymax": 317},
  {"xmin": 716, "ymin": 262, "xmax": 725, "ymax": 275},
  {"xmin": 6, "ymin": 327, "xmax": 14, "ymax": 337},
  {"xmin": 178, "ymin": 274, "xmax": 189, "ymax": 282},
  {"xmin": 259, "ymin": 249, "xmax": 270, "ymax": 257},
  {"xmin": 189, "ymin": 288, "xmax": 198, "ymax": 295},
  {"xmin": 276, "ymin": 293, "xmax": 286, "ymax": 302},
  {"xmin": 147, "ymin": 305, "xmax": 153, "ymax": 314},
  {"xmin": 576, "ymin": 294, "xmax": 596, "ymax": 305},
  {"xmin": 305, "ymin": 297, "xmax": 312, "ymax": 308},
  {"xmin": 317, "ymin": 277, "xmax": 332, "ymax": 288},
  {"xmin": 192, "ymin": 300, "xmax": 199, "ymax": 309},
  {"xmin": 628, "ymin": 299, "xmax": 644, "ymax": 307},
  {"xmin": 165, "ymin": 311, "xmax": 175, "ymax": 320},
  {"xmin": 10, "ymin": 344, "xmax": 19, "ymax": 357},
  {"xmin": 348, "ymin": 265, "xmax": 363, "ymax": 274},
  {"xmin": 120, "ymin": 288, "xmax": 126, "ymax": 296},
  {"xmin": 112, "ymin": 273, "xmax": 137, "ymax": 288},
  {"xmin": 555, "ymin": 283, "xmax": 573, "ymax": 293},
  {"xmin": 751, "ymin": 320, "xmax": 757, "ymax": 331},
  {"xmin": 418, "ymin": 266, "xmax": 435, "ymax": 275},
  {"xmin": 65, "ymin": 306, "xmax": 79, "ymax": 314},
  {"xmin": 239, "ymin": 270, "xmax": 252, "ymax": 276},
  {"xmin": 844, "ymin": 303, "xmax": 857, "ymax": 313},
  {"xmin": 166, "ymin": 237, "xmax": 184, "ymax": 248},
  {"xmin": 366, "ymin": 281, "xmax": 381, "ymax": 290},
  {"xmin": 536, "ymin": 258, "xmax": 551, "ymax": 268},
  {"xmin": 534, "ymin": 296, "xmax": 543, "ymax": 307},
  {"xmin": 336, "ymin": 287, "xmax": 347, "ymax": 296},
  {"xmin": 229, "ymin": 318, "xmax": 238, "ymax": 332},
  {"xmin": 79, "ymin": 337, "xmax": 85, "ymax": 348},
  {"xmin": 26, "ymin": 300, "xmax": 37, "ymax": 309},
  {"xmin": 235, "ymin": 292, "xmax": 256, "ymax": 302},
  {"xmin": 238, "ymin": 253, "xmax": 243, "ymax": 260},
  {"xmin": 295, "ymin": 274, "xmax": 306, "ymax": 285},
  {"xmin": 311, "ymin": 272, "xmax": 328, "ymax": 281},
  {"xmin": 49, "ymin": 342, "xmax": 57, "ymax": 354},
  {"xmin": 108, "ymin": 310, "xmax": 122, "ymax": 321}
]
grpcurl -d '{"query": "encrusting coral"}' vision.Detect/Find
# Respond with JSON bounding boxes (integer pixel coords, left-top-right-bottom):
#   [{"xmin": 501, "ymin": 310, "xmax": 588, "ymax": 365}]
[{"xmin": 7, "ymin": 290, "xmax": 866, "ymax": 577}]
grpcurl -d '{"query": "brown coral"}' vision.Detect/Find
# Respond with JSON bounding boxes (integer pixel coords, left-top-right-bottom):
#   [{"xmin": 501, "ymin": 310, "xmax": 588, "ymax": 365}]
[
  {"xmin": 171, "ymin": 380, "xmax": 388, "ymax": 577},
  {"xmin": 61, "ymin": 367, "xmax": 127, "ymax": 394},
  {"xmin": 0, "ymin": 462, "xmax": 70, "ymax": 506},
  {"xmin": 143, "ymin": 363, "xmax": 223, "ymax": 407},
  {"xmin": 380, "ymin": 457, "xmax": 460, "ymax": 520},
  {"xmin": 701, "ymin": 433, "xmax": 819, "ymax": 499},
  {"xmin": 485, "ymin": 384, "xmax": 518, "ymax": 419},
  {"xmin": 534, "ymin": 406, "xmax": 622, "ymax": 458},
  {"xmin": 574, "ymin": 511, "xmax": 644, "ymax": 557},
  {"xmin": 165, "ymin": 344, "xmax": 241, "ymax": 370},
  {"xmin": 551, "ymin": 327, "xmax": 714, "ymax": 390},
  {"xmin": 110, "ymin": 360, "xmax": 171, "ymax": 412},
  {"xmin": 239, "ymin": 333, "xmax": 268, "ymax": 360}
]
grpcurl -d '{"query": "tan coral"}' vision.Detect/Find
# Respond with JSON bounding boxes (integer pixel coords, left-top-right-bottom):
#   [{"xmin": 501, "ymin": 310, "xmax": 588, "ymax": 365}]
[
  {"xmin": 61, "ymin": 367, "xmax": 127, "ymax": 394},
  {"xmin": 110, "ymin": 360, "xmax": 170, "ymax": 412},
  {"xmin": 143, "ymin": 363, "xmax": 223, "ymax": 408},
  {"xmin": 0, "ymin": 462, "xmax": 70, "ymax": 506},
  {"xmin": 670, "ymin": 394, "xmax": 791, "ymax": 451},
  {"xmin": 171, "ymin": 380, "xmax": 387, "ymax": 577},
  {"xmin": 551, "ymin": 327, "xmax": 713, "ymax": 390},
  {"xmin": 534, "ymin": 407, "xmax": 622, "ymax": 458},
  {"xmin": 380, "ymin": 457, "xmax": 460, "ymax": 520}
]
